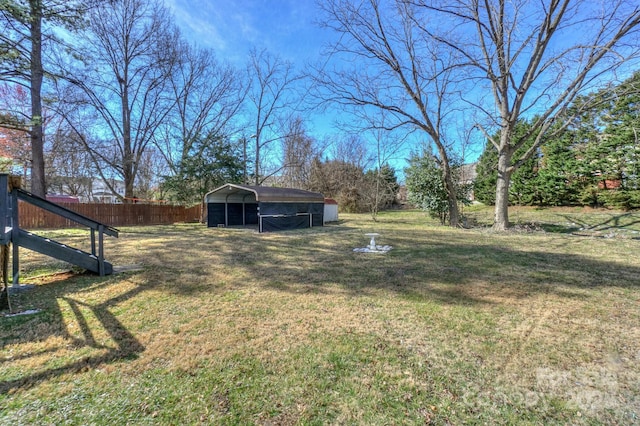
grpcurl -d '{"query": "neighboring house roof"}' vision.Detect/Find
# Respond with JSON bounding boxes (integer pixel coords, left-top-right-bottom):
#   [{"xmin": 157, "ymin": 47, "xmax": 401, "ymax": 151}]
[
  {"xmin": 46, "ymin": 194, "xmax": 79, "ymax": 204},
  {"xmin": 205, "ymin": 184, "xmax": 325, "ymax": 203}
]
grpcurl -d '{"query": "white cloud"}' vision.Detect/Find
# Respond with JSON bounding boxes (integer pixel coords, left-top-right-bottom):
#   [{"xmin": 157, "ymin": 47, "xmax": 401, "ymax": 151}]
[
  {"xmin": 164, "ymin": 0, "xmax": 229, "ymax": 51},
  {"xmin": 163, "ymin": 0, "xmax": 327, "ymax": 64}
]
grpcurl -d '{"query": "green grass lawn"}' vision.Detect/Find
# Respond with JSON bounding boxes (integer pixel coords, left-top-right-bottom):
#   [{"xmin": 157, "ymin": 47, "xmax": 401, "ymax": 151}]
[{"xmin": 1, "ymin": 207, "xmax": 639, "ymax": 425}]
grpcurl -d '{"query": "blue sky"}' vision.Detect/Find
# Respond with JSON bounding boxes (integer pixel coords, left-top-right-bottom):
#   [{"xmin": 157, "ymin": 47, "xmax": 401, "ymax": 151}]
[
  {"xmin": 161, "ymin": 1, "xmax": 476, "ymax": 173},
  {"xmin": 160, "ymin": 0, "xmax": 640, "ymax": 176},
  {"xmin": 164, "ymin": 0, "xmax": 329, "ymax": 66},
  {"xmin": 163, "ymin": 0, "xmax": 358, "ymax": 161}
]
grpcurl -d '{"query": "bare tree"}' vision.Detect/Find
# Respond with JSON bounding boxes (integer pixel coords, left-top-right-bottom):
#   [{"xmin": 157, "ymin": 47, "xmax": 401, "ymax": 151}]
[
  {"xmin": 0, "ymin": 83, "xmax": 31, "ymax": 179},
  {"xmin": 0, "ymin": 0, "xmax": 95, "ymax": 196},
  {"xmin": 133, "ymin": 147, "xmax": 166, "ymax": 201},
  {"xmin": 413, "ymin": 0, "xmax": 640, "ymax": 230},
  {"xmin": 281, "ymin": 116, "xmax": 317, "ymax": 189},
  {"xmin": 71, "ymin": 0, "xmax": 176, "ymax": 201},
  {"xmin": 315, "ymin": 0, "xmax": 466, "ymax": 226},
  {"xmin": 45, "ymin": 125, "xmax": 94, "ymax": 198},
  {"xmin": 247, "ymin": 49, "xmax": 302, "ymax": 185},
  {"xmin": 362, "ymin": 125, "xmax": 405, "ymax": 220},
  {"xmin": 308, "ymin": 135, "xmax": 379, "ymax": 212},
  {"xmin": 332, "ymin": 134, "xmax": 372, "ymax": 171},
  {"xmin": 156, "ymin": 39, "xmax": 246, "ymax": 173}
]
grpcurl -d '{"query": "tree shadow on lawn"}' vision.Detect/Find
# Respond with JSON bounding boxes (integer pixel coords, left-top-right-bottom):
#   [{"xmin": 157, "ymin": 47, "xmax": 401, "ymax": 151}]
[
  {"xmin": 550, "ymin": 212, "xmax": 640, "ymax": 234},
  {"xmin": 539, "ymin": 223, "xmax": 583, "ymax": 234},
  {"xmin": 84, "ymin": 224, "xmax": 640, "ymax": 307},
  {"xmin": 2, "ymin": 225, "xmax": 638, "ymax": 394},
  {"xmin": 229, "ymin": 229, "xmax": 640, "ymax": 306},
  {"xmin": 0, "ymin": 272, "xmax": 146, "ymax": 394}
]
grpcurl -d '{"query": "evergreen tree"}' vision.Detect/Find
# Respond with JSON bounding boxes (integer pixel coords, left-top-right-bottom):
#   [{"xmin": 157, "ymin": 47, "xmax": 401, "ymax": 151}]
[
  {"xmin": 566, "ymin": 72, "xmax": 640, "ymax": 209},
  {"xmin": 371, "ymin": 163, "xmax": 400, "ymax": 209},
  {"xmin": 560, "ymin": 96, "xmax": 605, "ymax": 207},
  {"xmin": 474, "ymin": 120, "xmax": 541, "ymax": 206},
  {"xmin": 596, "ymin": 71, "xmax": 640, "ymax": 208},
  {"xmin": 603, "ymin": 72, "xmax": 640, "ymax": 189},
  {"xmin": 162, "ymin": 134, "xmax": 243, "ymax": 207},
  {"xmin": 536, "ymin": 132, "xmax": 582, "ymax": 206},
  {"xmin": 405, "ymin": 151, "xmax": 469, "ymax": 225},
  {"xmin": 473, "ymin": 142, "xmax": 498, "ymax": 205}
]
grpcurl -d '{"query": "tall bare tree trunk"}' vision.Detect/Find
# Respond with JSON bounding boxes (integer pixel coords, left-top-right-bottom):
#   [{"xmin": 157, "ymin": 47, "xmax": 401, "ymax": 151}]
[
  {"xmin": 441, "ymin": 158, "xmax": 460, "ymax": 227},
  {"xmin": 493, "ymin": 150, "xmax": 513, "ymax": 231},
  {"xmin": 29, "ymin": 0, "xmax": 45, "ymax": 197},
  {"xmin": 254, "ymin": 133, "xmax": 260, "ymax": 186},
  {"xmin": 121, "ymin": 59, "xmax": 134, "ymax": 201}
]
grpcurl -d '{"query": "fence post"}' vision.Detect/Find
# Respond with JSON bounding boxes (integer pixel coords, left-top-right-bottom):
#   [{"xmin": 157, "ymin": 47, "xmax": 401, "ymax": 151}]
[{"xmin": 98, "ymin": 224, "xmax": 105, "ymax": 276}]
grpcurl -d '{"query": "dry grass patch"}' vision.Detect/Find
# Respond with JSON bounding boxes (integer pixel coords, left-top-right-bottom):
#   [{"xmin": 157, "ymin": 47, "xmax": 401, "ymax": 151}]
[{"xmin": 1, "ymin": 209, "xmax": 640, "ymax": 424}]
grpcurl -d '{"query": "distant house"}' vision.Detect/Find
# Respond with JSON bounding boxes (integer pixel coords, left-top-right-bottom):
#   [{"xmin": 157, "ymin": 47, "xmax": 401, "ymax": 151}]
[
  {"xmin": 47, "ymin": 176, "xmax": 125, "ymax": 203},
  {"xmin": 47, "ymin": 176, "xmax": 92, "ymax": 202},
  {"xmin": 396, "ymin": 185, "xmax": 409, "ymax": 208},
  {"xmin": 46, "ymin": 194, "xmax": 80, "ymax": 204},
  {"xmin": 90, "ymin": 178, "xmax": 125, "ymax": 203},
  {"xmin": 593, "ymin": 170, "xmax": 622, "ymax": 190},
  {"xmin": 597, "ymin": 179, "xmax": 622, "ymax": 190},
  {"xmin": 459, "ymin": 163, "xmax": 478, "ymax": 201}
]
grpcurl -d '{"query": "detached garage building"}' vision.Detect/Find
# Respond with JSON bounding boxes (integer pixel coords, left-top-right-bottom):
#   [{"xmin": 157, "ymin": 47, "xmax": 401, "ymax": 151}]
[{"xmin": 204, "ymin": 184, "xmax": 325, "ymax": 232}]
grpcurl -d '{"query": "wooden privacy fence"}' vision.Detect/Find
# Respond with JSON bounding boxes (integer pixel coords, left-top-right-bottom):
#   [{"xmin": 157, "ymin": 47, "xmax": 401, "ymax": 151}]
[{"xmin": 19, "ymin": 202, "xmax": 202, "ymax": 229}]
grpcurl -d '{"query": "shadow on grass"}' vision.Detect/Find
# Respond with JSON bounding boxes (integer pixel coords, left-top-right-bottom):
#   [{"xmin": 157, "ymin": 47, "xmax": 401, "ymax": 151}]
[
  {"xmin": 538, "ymin": 223, "xmax": 582, "ymax": 234},
  {"xmin": 555, "ymin": 212, "xmax": 640, "ymax": 232},
  {"xmin": 0, "ymin": 273, "xmax": 146, "ymax": 394},
  {"xmin": 212, "ymin": 227, "xmax": 640, "ymax": 306},
  {"xmin": 3, "ymin": 221, "xmax": 639, "ymax": 393}
]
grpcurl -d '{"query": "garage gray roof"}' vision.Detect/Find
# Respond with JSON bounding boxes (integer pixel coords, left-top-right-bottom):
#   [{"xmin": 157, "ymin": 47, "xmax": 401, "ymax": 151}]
[{"xmin": 205, "ymin": 184, "xmax": 325, "ymax": 203}]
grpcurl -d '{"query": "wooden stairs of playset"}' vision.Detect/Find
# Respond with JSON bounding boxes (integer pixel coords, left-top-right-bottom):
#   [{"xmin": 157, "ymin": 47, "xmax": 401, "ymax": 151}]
[{"xmin": 0, "ymin": 175, "xmax": 118, "ymax": 285}]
